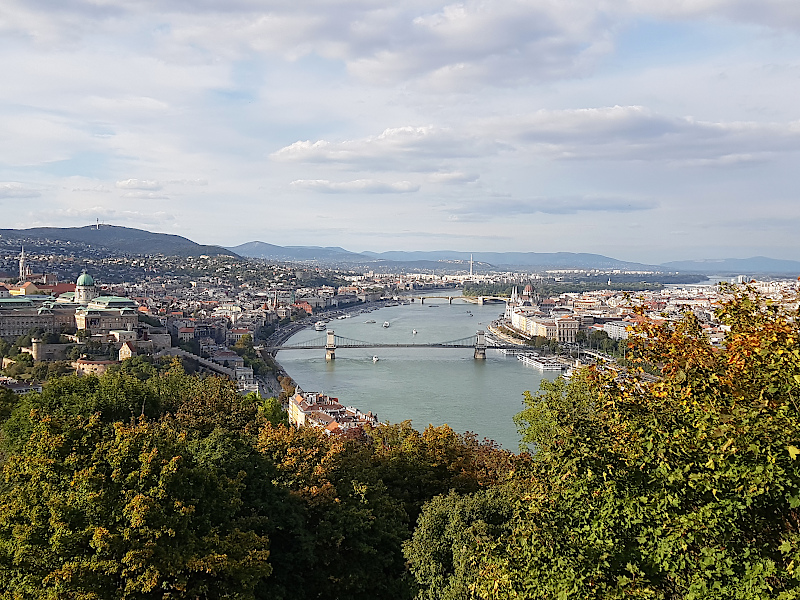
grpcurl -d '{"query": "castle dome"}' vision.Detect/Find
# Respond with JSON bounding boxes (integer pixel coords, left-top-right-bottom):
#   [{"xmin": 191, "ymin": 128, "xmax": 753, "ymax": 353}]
[{"xmin": 76, "ymin": 272, "xmax": 95, "ymax": 287}]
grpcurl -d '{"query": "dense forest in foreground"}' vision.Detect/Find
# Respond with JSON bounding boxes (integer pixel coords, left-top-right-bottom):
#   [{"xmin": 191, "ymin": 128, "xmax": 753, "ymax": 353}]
[{"xmin": 1, "ymin": 288, "xmax": 799, "ymax": 599}]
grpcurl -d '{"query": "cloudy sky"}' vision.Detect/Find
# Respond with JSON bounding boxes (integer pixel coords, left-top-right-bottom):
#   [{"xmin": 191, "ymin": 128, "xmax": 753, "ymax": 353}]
[{"xmin": 1, "ymin": 0, "xmax": 800, "ymax": 263}]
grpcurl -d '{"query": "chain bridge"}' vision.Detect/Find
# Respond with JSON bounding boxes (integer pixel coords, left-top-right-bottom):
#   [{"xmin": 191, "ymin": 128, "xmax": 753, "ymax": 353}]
[{"xmin": 261, "ymin": 329, "xmax": 523, "ymax": 360}]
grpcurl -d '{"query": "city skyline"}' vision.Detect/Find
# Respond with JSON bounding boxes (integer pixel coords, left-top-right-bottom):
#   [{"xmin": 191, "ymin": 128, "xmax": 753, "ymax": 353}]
[{"xmin": 1, "ymin": 2, "xmax": 800, "ymax": 263}]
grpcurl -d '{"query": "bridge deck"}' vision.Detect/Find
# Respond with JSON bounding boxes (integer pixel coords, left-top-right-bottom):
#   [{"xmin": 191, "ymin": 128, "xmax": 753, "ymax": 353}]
[{"xmin": 263, "ymin": 343, "xmax": 526, "ymax": 351}]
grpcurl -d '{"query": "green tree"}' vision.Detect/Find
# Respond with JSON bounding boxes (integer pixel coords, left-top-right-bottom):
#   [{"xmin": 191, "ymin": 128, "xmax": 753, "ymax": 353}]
[
  {"xmin": 404, "ymin": 488, "xmax": 515, "ymax": 600},
  {"xmin": 0, "ymin": 414, "xmax": 272, "ymax": 599},
  {"xmin": 234, "ymin": 333, "xmax": 254, "ymax": 352},
  {"xmin": 258, "ymin": 396, "xmax": 288, "ymax": 426},
  {"xmin": 256, "ymin": 423, "xmax": 411, "ymax": 599},
  {"xmin": 468, "ymin": 288, "xmax": 800, "ymax": 599}
]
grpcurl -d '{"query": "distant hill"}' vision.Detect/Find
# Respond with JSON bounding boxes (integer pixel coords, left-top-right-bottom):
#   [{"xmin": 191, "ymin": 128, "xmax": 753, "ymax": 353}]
[
  {"xmin": 661, "ymin": 257, "xmax": 800, "ymax": 275},
  {"xmin": 5, "ymin": 227, "xmax": 797, "ymax": 275},
  {"xmin": 0, "ymin": 225, "xmax": 237, "ymax": 257},
  {"xmin": 227, "ymin": 241, "xmax": 368, "ymax": 263},
  {"xmin": 229, "ymin": 244, "xmax": 654, "ymax": 270},
  {"xmin": 361, "ymin": 250, "xmax": 657, "ymax": 270}
]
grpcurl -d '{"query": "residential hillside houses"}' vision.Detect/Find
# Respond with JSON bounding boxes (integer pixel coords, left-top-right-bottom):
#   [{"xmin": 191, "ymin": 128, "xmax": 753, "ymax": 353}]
[{"xmin": 289, "ymin": 391, "xmax": 379, "ymax": 434}]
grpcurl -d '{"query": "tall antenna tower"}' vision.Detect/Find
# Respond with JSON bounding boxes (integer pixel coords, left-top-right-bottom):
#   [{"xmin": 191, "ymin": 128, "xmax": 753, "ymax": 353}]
[
  {"xmin": 469, "ymin": 254, "xmax": 474, "ymax": 278},
  {"xmin": 18, "ymin": 246, "xmax": 26, "ymax": 281}
]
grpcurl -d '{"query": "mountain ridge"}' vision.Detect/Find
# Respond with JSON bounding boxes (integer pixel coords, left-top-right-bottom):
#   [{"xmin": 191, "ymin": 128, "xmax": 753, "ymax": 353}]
[
  {"xmin": 2, "ymin": 226, "xmax": 797, "ymax": 274},
  {"xmin": 0, "ymin": 225, "xmax": 237, "ymax": 257}
]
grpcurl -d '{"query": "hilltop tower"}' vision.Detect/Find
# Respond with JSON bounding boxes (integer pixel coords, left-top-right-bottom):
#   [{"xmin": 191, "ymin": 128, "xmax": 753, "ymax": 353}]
[{"xmin": 18, "ymin": 246, "xmax": 26, "ymax": 281}]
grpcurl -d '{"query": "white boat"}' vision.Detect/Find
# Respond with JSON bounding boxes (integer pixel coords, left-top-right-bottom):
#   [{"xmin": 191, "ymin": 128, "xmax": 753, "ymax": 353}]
[
  {"xmin": 373, "ymin": 356, "xmax": 379, "ymax": 362},
  {"xmin": 314, "ymin": 321, "xmax": 326, "ymax": 331},
  {"xmin": 498, "ymin": 347, "xmax": 526, "ymax": 355},
  {"xmin": 383, "ymin": 321, "xmax": 390, "ymax": 328},
  {"xmin": 365, "ymin": 319, "xmax": 376, "ymax": 324},
  {"xmin": 412, "ymin": 329, "xmax": 417, "ymax": 335},
  {"xmin": 517, "ymin": 353, "xmax": 565, "ymax": 371}
]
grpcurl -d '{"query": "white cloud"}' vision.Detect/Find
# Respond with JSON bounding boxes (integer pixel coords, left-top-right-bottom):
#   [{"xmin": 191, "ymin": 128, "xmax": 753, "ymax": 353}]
[
  {"xmin": 290, "ymin": 179, "xmax": 420, "ymax": 193},
  {"xmin": 624, "ymin": 0, "xmax": 800, "ymax": 31},
  {"xmin": 492, "ymin": 106, "xmax": 800, "ymax": 163},
  {"xmin": 0, "ymin": 182, "xmax": 41, "ymax": 198},
  {"xmin": 31, "ymin": 206, "xmax": 176, "ymax": 226},
  {"xmin": 445, "ymin": 196, "xmax": 657, "ymax": 221},
  {"xmin": 120, "ymin": 191, "xmax": 171, "ymax": 199},
  {"xmin": 428, "ymin": 171, "xmax": 480, "ymax": 184},
  {"xmin": 0, "ymin": 1, "xmax": 618, "ymax": 88},
  {"xmin": 70, "ymin": 185, "xmax": 111, "ymax": 193},
  {"xmin": 273, "ymin": 126, "xmax": 496, "ymax": 171},
  {"xmin": 116, "ymin": 179, "xmax": 162, "ymax": 190},
  {"xmin": 275, "ymin": 108, "xmax": 800, "ymax": 174},
  {"xmin": 2, "ymin": 0, "xmax": 800, "ymax": 93},
  {"xmin": 167, "ymin": 178, "xmax": 209, "ymax": 186}
]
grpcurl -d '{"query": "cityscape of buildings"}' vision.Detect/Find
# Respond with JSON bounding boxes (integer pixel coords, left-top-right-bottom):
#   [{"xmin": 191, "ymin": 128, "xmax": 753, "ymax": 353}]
[{"xmin": 2, "ymin": 244, "xmax": 799, "ymax": 432}]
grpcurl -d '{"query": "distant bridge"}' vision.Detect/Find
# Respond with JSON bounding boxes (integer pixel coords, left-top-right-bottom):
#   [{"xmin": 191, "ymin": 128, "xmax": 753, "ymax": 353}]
[
  {"xmin": 459, "ymin": 296, "xmax": 508, "ymax": 305},
  {"xmin": 410, "ymin": 295, "xmax": 507, "ymax": 305},
  {"xmin": 260, "ymin": 330, "xmax": 526, "ymax": 360}
]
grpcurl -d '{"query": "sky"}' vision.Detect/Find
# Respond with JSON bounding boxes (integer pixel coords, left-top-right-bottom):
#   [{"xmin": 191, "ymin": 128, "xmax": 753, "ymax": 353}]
[{"xmin": 1, "ymin": 1, "xmax": 800, "ymax": 264}]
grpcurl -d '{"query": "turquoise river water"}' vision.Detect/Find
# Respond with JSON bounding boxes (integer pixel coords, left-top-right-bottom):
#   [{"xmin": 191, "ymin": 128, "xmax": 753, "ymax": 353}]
[{"xmin": 277, "ymin": 293, "xmax": 559, "ymax": 450}]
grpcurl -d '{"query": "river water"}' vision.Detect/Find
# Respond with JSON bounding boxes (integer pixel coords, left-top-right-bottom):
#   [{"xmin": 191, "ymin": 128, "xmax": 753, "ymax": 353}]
[{"xmin": 278, "ymin": 293, "xmax": 559, "ymax": 450}]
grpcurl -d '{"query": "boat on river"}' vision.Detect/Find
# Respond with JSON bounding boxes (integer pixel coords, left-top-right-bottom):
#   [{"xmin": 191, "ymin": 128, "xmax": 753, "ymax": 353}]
[
  {"xmin": 314, "ymin": 321, "xmax": 326, "ymax": 331},
  {"xmin": 383, "ymin": 321, "xmax": 390, "ymax": 328},
  {"xmin": 373, "ymin": 356, "xmax": 379, "ymax": 362},
  {"xmin": 517, "ymin": 353, "xmax": 565, "ymax": 371}
]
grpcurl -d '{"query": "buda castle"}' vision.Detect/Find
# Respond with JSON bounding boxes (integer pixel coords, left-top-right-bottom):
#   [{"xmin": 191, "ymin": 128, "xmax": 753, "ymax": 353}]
[{"xmin": 0, "ymin": 269, "xmax": 137, "ymax": 339}]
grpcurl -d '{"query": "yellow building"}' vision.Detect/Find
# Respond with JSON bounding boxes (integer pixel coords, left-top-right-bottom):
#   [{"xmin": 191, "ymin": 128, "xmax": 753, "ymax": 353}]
[{"xmin": 8, "ymin": 282, "xmax": 42, "ymax": 296}]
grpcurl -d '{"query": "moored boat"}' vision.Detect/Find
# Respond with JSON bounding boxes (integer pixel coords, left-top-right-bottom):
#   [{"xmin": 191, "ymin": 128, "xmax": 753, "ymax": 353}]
[{"xmin": 517, "ymin": 353, "xmax": 565, "ymax": 371}]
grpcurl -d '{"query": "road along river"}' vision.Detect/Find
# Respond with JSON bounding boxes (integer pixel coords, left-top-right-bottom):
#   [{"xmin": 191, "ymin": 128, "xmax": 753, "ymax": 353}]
[{"xmin": 277, "ymin": 293, "xmax": 560, "ymax": 450}]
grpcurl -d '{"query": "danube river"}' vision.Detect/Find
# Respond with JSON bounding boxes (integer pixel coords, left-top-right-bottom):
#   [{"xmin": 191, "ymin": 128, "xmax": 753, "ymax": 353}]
[{"xmin": 277, "ymin": 293, "xmax": 560, "ymax": 450}]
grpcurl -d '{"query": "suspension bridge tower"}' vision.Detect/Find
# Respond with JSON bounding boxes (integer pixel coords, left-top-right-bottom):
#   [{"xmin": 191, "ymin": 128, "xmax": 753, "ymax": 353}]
[
  {"xmin": 325, "ymin": 329, "xmax": 336, "ymax": 361},
  {"xmin": 474, "ymin": 330, "xmax": 486, "ymax": 359}
]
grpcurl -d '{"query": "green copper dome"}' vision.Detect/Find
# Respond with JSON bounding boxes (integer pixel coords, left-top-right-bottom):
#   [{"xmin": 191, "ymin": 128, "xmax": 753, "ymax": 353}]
[{"xmin": 76, "ymin": 272, "xmax": 94, "ymax": 286}]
